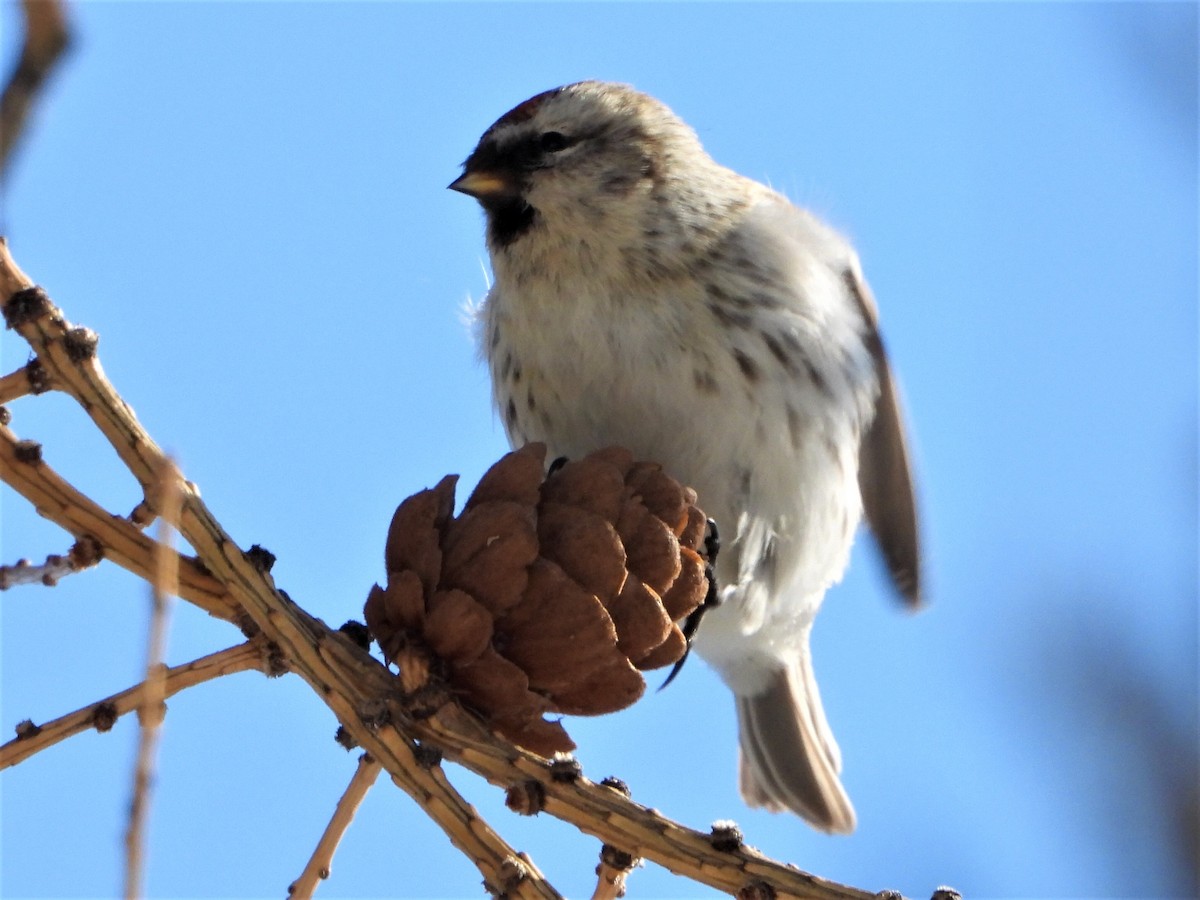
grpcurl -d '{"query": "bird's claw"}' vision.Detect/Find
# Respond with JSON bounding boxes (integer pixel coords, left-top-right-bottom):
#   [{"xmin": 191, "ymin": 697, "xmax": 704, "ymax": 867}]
[{"xmin": 659, "ymin": 523, "xmax": 722, "ymax": 691}]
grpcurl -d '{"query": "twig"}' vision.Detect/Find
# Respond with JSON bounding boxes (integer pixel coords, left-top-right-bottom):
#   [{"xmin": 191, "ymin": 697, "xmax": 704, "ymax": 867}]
[
  {"xmin": 0, "ymin": 641, "xmax": 267, "ymax": 769},
  {"xmin": 289, "ymin": 754, "xmax": 383, "ymax": 898},
  {"xmin": 312, "ymin": 636, "xmax": 562, "ymax": 899},
  {"xmin": 0, "ymin": 248, "xmax": 188, "ymax": 512},
  {"xmin": 0, "ymin": 536, "xmax": 103, "ymax": 589},
  {"xmin": 591, "ymin": 844, "xmax": 638, "ymax": 900},
  {"xmin": 0, "ymin": 359, "xmax": 55, "ymax": 403},
  {"xmin": 0, "ymin": 0, "xmax": 71, "ymax": 179},
  {"xmin": 323, "ymin": 631, "xmax": 874, "ymax": 900},
  {"xmin": 0, "ymin": 424, "xmax": 241, "ymax": 623},
  {"xmin": 124, "ymin": 460, "xmax": 183, "ymax": 900}
]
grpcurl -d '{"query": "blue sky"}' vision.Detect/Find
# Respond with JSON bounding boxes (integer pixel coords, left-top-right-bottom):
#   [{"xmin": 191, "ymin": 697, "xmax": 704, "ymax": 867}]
[{"xmin": 2, "ymin": 3, "xmax": 1196, "ymax": 898}]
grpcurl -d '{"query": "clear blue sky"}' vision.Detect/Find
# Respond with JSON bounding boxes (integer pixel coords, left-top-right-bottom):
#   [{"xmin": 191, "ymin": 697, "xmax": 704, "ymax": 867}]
[{"xmin": 2, "ymin": 3, "xmax": 1196, "ymax": 898}]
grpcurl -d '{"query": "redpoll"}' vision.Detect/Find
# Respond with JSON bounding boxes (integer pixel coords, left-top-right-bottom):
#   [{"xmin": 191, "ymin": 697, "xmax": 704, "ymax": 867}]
[{"xmin": 451, "ymin": 81, "xmax": 921, "ymax": 834}]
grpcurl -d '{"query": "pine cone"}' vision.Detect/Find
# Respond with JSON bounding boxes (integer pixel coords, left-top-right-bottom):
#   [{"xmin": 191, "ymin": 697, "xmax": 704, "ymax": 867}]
[{"xmin": 363, "ymin": 443, "xmax": 710, "ymax": 756}]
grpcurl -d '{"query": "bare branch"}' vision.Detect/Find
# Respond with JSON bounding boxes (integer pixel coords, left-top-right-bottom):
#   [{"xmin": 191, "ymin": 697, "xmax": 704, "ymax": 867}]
[
  {"xmin": 289, "ymin": 754, "xmax": 383, "ymax": 899},
  {"xmin": 591, "ymin": 844, "xmax": 638, "ymax": 900},
  {"xmin": 124, "ymin": 459, "xmax": 183, "ymax": 900},
  {"xmin": 0, "ymin": 0, "xmax": 71, "ymax": 179},
  {"xmin": 0, "ymin": 252, "xmax": 183, "ymax": 507},
  {"xmin": 0, "ymin": 424, "xmax": 241, "ymax": 623},
  {"xmin": 0, "ymin": 535, "xmax": 102, "ymax": 588},
  {"xmin": 0, "ymin": 244, "xmax": 907, "ymax": 900},
  {"xmin": 0, "ymin": 358, "xmax": 55, "ymax": 404},
  {"xmin": 0, "ymin": 641, "xmax": 267, "ymax": 769}
]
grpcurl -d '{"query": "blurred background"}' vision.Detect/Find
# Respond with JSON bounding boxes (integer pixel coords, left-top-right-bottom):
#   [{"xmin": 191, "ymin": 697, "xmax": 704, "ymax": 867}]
[{"xmin": 1, "ymin": 3, "xmax": 1195, "ymax": 898}]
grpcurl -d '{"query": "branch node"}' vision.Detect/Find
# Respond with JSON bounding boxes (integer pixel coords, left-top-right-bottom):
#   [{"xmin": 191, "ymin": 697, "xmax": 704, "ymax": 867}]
[
  {"xmin": 505, "ymin": 779, "xmax": 546, "ymax": 816},
  {"xmin": 708, "ymin": 820, "xmax": 744, "ymax": 853},
  {"xmin": 264, "ymin": 640, "xmax": 289, "ymax": 677},
  {"xmin": 736, "ymin": 880, "xmax": 777, "ymax": 900},
  {"xmin": 490, "ymin": 854, "xmax": 531, "ymax": 897},
  {"xmin": 71, "ymin": 534, "xmax": 104, "ymax": 567},
  {"xmin": 548, "ymin": 753, "xmax": 583, "ymax": 783},
  {"xmin": 338, "ymin": 619, "xmax": 371, "ymax": 651},
  {"xmin": 245, "ymin": 544, "xmax": 276, "ymax": 574},
  {"xmin": 14, "ymin": 718, "xmax": 41, "ymax": 739},
  {"xmin": 403, "ymin": 683, "xmax": 452, "ymax": 720},
  {"xmin": 598, "ymin": 776, "xmax": 630, "ymax": 797},
  {"xmin": 26, "ymin": 357, "xmax": 51, "ymax": 393},
  {"xmin": 598, "ymin": 843, "xmax": 636, "ymax": 872},
  {"xmin": 0, "ymin": 405, "xmax": 9, "ymax": 425},
  {"xmin": 334, "ymin": 725, "xmax": 358, "ymax": 751},
  {"xmin": 62, "ymin": 326, "xmax": 98, "ymax": 361},
  {"xmin": 0, "ymin": 558, "xmax": 27, "ymax": 590},
  {"xmin": 931, "ymin": 888, "xmax": 962, "ymax": 900},
  {"xmin": 593, "ymin": 843, "xmax": 639, "ymax": 900},
  {"xmin": 2, "ymin": 285, "xmax": 51, "ymax": 328},
  {"xmin": 412, "ymin": 740, "xmax": 443, "ymax": 769},
  {"xmin": 128, "ymin": 500, "xmax": 156, "ymax": 527},
  {"xmin": 13, "ymin": 438, "xmax": 41, "ymax": 464},
  {"xmin": 358, "ymin": 697, "xmax": 391, "ymax": 731},
  {"xmin": 92, "ymin": 701, "xmax": 118, "ymax": 732}
]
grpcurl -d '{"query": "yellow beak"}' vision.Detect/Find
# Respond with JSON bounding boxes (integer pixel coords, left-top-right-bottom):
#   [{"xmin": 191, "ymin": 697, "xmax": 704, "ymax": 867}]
[{"xmin": 448, "ymin": 170, "xmax": 515, "ymax": 199}]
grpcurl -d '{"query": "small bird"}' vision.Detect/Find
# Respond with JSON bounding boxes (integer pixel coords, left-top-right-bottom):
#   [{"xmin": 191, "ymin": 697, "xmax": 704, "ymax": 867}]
[{"xmin": 451, "ymin": 81, "xmax": 920, "ymax": 834}]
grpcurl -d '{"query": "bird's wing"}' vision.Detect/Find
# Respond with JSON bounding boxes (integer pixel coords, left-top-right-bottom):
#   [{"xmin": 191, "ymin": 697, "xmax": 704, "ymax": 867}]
[{"xmin": 842, "ymin": 265, "xmax": 922, "ymax": 608}]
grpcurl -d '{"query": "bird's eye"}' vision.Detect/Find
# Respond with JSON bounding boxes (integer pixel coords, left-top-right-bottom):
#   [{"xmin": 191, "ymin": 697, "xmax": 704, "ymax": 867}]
[{"xmin": 539, "ymin": 131, "xmax": 570, "ymax": 152}]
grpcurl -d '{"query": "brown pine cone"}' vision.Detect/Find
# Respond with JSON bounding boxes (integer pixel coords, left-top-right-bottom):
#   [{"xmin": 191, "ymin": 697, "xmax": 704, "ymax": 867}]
[{"xmin": 363, "ymin": 443, "xmax": 710, "ymax": 756}]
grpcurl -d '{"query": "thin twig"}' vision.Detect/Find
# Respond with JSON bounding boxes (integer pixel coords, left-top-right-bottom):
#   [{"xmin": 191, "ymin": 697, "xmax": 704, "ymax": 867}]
[
  {"xmin": 312, "ymin": 637, "xmax": 563, "ymax": 900},
  {"xmin": 0, "ymin": 245, "xmax": 187, "ymax": 510},
  {"xmin": 0, "ymin": 424, "xmax": 241, "ymax": 622},
  {"xmin": 591, "ymin": 844, "xmax": 638, "ymax": 900},
  {"xmin": 289, "ymin": 754, "xmax": 383, "ymax": 898},
  {"xmin": 0, "ymin": 536, "xmax": 103, "ymax": 589},
  {"xmin": 0, "ymin": 641, "xmax": 267, "ymax": 769},
  {"xmin": 0, "ymin": 0, "xmax": 72, "ymax": 180},
  {"xmin": 0, "ymin": 359, "xmax": 55, "ymax": 404},
  {"xmin": 123, "ymin": 459, "xmax": 183, "ymax": 900}
]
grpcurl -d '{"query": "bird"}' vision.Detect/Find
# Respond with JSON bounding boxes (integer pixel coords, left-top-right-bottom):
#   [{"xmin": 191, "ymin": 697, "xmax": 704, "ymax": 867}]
[{"xmin": 450, "ymin": 80, "xmax": 920, "ymax": 834}]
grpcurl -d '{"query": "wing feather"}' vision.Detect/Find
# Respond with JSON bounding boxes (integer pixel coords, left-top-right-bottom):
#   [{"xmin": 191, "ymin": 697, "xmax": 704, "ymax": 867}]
[{"xmin": 843, "ymin": 266, "xmax": 922, "ymax": 607}]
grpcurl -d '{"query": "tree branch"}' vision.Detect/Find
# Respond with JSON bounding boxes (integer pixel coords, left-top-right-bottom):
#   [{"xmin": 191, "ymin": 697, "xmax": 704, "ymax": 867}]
[
  {"xmin": 0, "ymin": 358, "xmax": 56, "ymax": 403},
  {"xmin": 0, "ymin": 641, "xmax": 267, "ymax": 769},
  {"xmin": 289, "ymin": 753, "xmax": 383, "ymax": 898},
  {"xmin": 0, "ymin": 535, "xmax": 103, "ymax": 588},
  {"xmin": 0, "ymin": 423, "xmax": 243, "ymax": 623},
  {"xmin": 0, "ymin": 0, "xmax": 71, "ymax": 179},
  {"xmin": 0, "ymin": 241, "xmax": 910, "ymax": 899},
  {"xmin": 123, "ymin": 459, "xmax": 182, "ymax": 900},
  {"xmin": 591, "ymin": 843, "xmax": 638, "ymax": 900}
]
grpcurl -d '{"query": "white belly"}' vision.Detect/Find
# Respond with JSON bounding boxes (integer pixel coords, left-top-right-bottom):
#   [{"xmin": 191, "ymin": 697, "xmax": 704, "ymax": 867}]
[{"xmin": 485, "ymin": 279, "xmax": 872, "ymax": 691}]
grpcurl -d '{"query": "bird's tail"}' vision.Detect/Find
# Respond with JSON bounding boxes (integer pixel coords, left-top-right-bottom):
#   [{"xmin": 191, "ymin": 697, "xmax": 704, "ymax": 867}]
[{"xmin": 735, "ymin": 641, "xmax": 856, "ymax": 833}]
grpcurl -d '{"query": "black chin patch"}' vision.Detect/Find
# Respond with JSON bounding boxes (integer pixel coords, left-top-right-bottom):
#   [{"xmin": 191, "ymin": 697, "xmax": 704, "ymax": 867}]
[{"xmin": 487, "ymin": 198, "xmax": 537, "ymax": 248}]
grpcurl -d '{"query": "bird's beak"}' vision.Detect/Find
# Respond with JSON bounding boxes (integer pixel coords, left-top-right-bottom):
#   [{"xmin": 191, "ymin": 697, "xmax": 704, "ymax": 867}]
[{"xmin": 448, "ymin": 170, "xmax": 515, "ymax": 200}]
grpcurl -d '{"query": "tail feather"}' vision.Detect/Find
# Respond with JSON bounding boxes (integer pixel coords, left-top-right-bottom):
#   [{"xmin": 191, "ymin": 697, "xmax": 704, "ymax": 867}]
[{"xmin": 735, "ymin": 649, "xmax": 856, "ymax": 834}]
